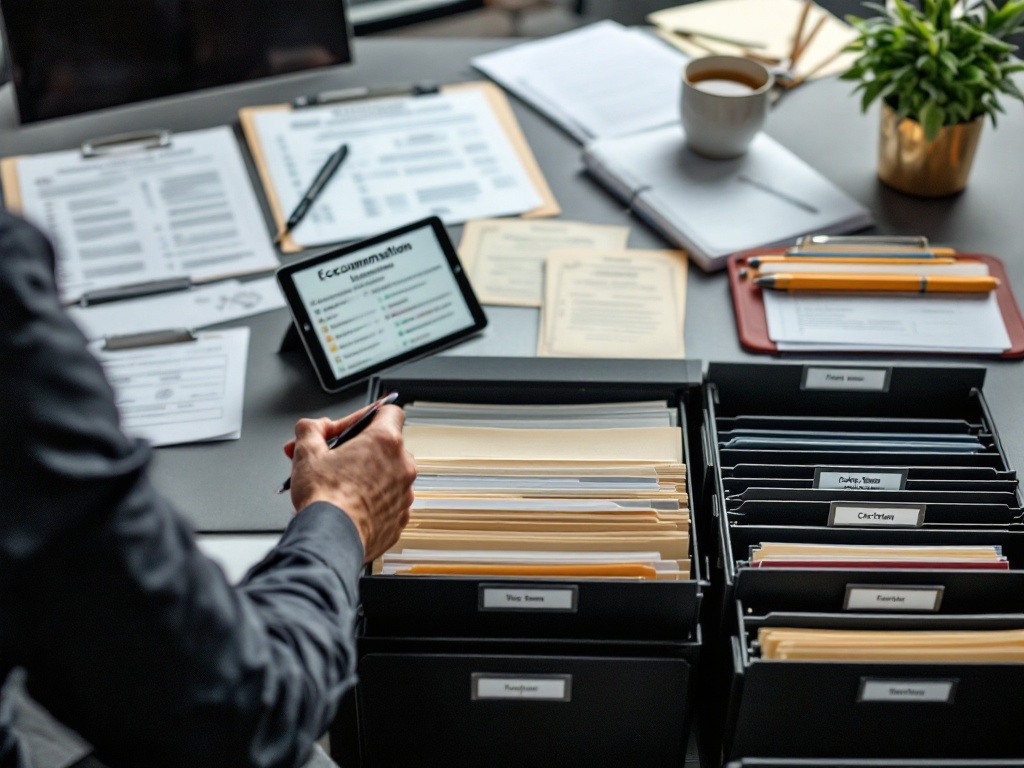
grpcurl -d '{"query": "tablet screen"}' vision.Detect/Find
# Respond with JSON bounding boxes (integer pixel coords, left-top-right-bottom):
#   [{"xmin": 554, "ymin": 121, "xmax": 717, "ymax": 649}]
[{"xmin": 278, "ymin": 217, "xmax": 487, "ymax": 392}]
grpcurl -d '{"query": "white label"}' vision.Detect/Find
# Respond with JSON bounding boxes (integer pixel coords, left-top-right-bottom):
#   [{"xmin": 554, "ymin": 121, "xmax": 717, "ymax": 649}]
[
  {"xmin": 802, "ymin": 367, "xmax": 891, "ymax": 392},
  {"xmin": 480, "ymin": 586, "xmax": 577, "ymax": 612},
  {"xmin": 845, "ymin": 585, "xmax": 944, "ymax": 612},
  {"xmin": 829, "ymin": 503, "xmax": 925, "ymax": 527},
  {"xmin": 858, "ymin": 679, "xmax": 956, "ymax": 703},
  {"xmin": 816, "ymin": 468, "xmax": 907, "ymax": 491},
  {"xmin": 472, "ymin": 675, "xmax": 571, "ymax": 701}
]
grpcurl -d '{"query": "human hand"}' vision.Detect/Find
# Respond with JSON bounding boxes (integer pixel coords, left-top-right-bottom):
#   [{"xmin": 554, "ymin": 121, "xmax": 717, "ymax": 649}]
[{"xmin": 285, "ymin": 405, "xmax": 416, "ymax": 562}]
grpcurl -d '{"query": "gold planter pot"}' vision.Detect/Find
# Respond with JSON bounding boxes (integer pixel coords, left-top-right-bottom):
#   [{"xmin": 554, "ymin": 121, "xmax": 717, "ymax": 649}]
[{"xmin": 877, "ymin": 104, "xmax": 984, "ymax": 197}]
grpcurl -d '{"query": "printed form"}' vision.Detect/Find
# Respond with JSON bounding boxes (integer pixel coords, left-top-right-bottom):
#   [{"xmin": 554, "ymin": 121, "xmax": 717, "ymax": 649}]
[
  {"xmin": 251, "ymin": 90, "xmax": 542, "ymax": 247},
  {"xmin": 538, "ymin": 249, "xmax": 688, "ymax": 358},
  {"xmin": 93, "ymin": 327, "xmax": 249, "ymax": 447},
  {"xmin": 458, "ymin": 218, "xmax": 630, "ymax": 307},
  {"xmin": 14, "ymin": 127, "xmax": 277, "ymax": 303}
]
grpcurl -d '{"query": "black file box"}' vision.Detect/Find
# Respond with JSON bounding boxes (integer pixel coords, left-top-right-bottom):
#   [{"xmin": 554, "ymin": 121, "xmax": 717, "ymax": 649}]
[
  {"xmin": 703, "ymin": 363, "xmax": 1024, "ymax": 617},
  {"xmin": 726, "ymin": 760, "xmax": 1024, "ymax": 767},
  {"xmin": 344, "ymin": 636, "xmax": 698, "ymax": 768},
  {"xmin": 361, "ymin": 356, "xmax": 708, "ymax": 642},
  {"xmin": 724, "ymin": 605, "xmax": 1024, "ymax": 760}
]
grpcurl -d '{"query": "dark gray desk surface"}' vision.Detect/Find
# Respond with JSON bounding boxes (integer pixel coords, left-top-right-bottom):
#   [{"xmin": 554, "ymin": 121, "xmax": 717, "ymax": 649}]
[{"xmin": 1, "ymin": 37, "xmax": 1021, "ymax": 531}]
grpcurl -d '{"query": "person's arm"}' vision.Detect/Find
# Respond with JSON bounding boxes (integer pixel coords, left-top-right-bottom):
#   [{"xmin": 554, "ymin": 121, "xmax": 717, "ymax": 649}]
[{"xmin": 0, "ymin": 212, "xmax": 414, "ymax": 768}]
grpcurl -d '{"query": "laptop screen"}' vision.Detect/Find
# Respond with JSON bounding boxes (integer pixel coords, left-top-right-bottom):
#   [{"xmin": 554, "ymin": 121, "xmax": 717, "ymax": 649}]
[{"xmin": 0, "ymin": 0, "xmax": 352, "ymax": 122}]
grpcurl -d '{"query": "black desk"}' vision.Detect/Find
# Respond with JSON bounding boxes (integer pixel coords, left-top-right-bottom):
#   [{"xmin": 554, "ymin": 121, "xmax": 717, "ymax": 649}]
[{"xmin": 1, "ymin": 36, "xmax": 1022, "ymax": 532}]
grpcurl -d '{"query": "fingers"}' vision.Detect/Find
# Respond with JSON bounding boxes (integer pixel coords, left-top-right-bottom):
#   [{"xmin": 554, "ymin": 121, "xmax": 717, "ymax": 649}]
[
  {"xmin": 322, "ymin": 400, "xmax": 378, "ymax": 441},
  {"xmin": 292, "ymin": 417, "xmax": 333, "ymax": 458}
]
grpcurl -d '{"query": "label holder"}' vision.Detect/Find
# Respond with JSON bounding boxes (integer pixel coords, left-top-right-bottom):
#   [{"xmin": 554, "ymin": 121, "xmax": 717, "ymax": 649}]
[
  {"xmin": 471, "ymin": 673, "xmax": 573, "ymax": 702},
  {"xmin": 844, "ymin": 584, "xmax": 945, "ymax": 612},
  {"xmin": 857, "ymin": 678, "xmax": 958, "ymax": 704},
  {"xmin": 478, "ymin": 583, "xmax": 579, "ymax": 613}
]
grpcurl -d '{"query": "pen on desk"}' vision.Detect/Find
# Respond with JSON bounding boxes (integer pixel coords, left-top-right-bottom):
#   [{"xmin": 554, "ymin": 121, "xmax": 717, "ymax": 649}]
[
  {"xmin": 274, "ymin": 144, "xmax": 349, "ymax": 247},
  {"xmin": 292, "ymin": 82, "xmax": 440, "ymax": 108},
  {"xmin": 276, "ymin": 392, "xmax": 400, "ymax": 495},
  {"xmin": 754, "ymin": 273, "xmax": 1000, "ymax": 293}
]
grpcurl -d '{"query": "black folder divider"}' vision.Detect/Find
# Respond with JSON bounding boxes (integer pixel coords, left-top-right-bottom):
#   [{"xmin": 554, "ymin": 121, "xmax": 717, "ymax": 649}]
[{"xmin": 724, "ymin": 606, "xmax": 1024, "ymax": 760}]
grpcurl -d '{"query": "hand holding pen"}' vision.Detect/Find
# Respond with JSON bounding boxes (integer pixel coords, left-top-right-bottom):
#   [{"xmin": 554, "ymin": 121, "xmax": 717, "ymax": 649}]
[{"xmin": 281, "ymin": 393, "xmax": 416, "ymax": 563}]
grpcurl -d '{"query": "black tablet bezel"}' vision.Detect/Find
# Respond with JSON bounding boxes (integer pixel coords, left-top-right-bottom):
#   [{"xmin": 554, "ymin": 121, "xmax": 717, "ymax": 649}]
[{"xmin": 276, "ymin": 217, "xmax": 488, "ymax": 393}]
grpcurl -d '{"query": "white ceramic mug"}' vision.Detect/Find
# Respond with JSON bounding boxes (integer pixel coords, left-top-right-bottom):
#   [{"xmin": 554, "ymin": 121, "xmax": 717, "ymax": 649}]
[{"xmin": 680, "ymin": 55, "xmax": 774, "ymax": 159}]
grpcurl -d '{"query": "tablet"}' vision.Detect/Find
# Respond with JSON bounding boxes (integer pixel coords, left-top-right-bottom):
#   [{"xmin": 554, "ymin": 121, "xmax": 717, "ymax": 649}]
[{"xmin": 277, "ymin": 217, "xmax": 487, "ymax": 393}]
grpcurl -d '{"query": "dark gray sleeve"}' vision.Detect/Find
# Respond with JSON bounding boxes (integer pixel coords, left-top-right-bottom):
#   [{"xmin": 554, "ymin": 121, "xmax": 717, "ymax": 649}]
[{"xmin": 0, "ymin": 211, "xmax": 365, "ymax": 768}]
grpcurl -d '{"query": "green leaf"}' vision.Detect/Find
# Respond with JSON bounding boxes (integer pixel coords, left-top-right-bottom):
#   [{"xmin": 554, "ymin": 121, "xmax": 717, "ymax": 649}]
[{"xmin": 919, "ymin": 101, "xmax": 946, "ymax": 140}]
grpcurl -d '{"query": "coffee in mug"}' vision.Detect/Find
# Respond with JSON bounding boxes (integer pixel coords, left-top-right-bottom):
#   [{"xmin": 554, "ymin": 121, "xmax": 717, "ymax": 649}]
[{"xmin": 680, "ymin": 56, "xmax": 774, "ymax": 159}]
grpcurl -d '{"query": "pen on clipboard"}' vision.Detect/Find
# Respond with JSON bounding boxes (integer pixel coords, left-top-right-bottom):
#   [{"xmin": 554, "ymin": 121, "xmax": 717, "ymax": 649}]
[
  {"xmin": 754, "ymin": 273, "xmax": 1000, "ymax": 293},
  {"xmin": 274, "ymin": 144, "xmax": 349, "ymax": 247},
  {"xmin": 276, "ymin": 392, "xmax": 400, "ymax": 495}
]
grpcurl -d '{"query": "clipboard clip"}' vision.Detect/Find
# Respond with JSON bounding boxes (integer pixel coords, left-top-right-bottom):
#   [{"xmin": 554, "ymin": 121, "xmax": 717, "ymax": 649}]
[
  {"xmin": 81, "ymin": 130, "xmax": 172, "ymax": 158},
  {"xmin": 77, "ymin": 276, "xmax": 193, "ymax": 307},
  {"xmin": 292, "ymin": 82, "xmax": 440, "ymax": 108},
  {"xmin": 102, "ymin": 328, "xmax": 197, "ymax": 352},
  {"xmin": 794, "ymin": 234, "xmax": 930, "ymax": 250}
]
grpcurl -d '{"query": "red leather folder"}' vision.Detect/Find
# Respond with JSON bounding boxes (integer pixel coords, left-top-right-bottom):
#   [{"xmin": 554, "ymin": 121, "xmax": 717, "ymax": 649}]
[{"xmin": 727, "ymin": 248, "xmax": 1024, "ymax": 358}]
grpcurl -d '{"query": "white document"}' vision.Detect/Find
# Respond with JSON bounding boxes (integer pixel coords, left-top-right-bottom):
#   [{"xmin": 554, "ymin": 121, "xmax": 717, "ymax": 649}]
[
  {"xmin": 472, "ymin": 21, "xmax": 689, "ymax": 142},
  {"xmin": 764, "ymin": 291, "xmax": 1012, "ymax": 353},
  {"xmin": 14, "ymin": 127, "xmax": 278, "ymax": 303},
  {"xmin": 251, "ymin": 89, "xmax": 542, "ymax": 247},
  {"xmin": 197, "ymin": 533, "xmax": 280, "ymax": 584},
  {"xmin": 538, "ymin": 249, "xmax": 687, "ymax": 358},
  {"xmin": 582, "ymin": 125, "xmax": 873, "ymax": 271},
  {"xmin": 458, "ymin": 218, "xmax": 630, "ymax": 306},
  {"xmin": 93, "ymin": 327, "xmax": 250, "ymax": 447},
  {"xmin": 68, "ymin": 277, "xmax": 285, "ymax": 340}
]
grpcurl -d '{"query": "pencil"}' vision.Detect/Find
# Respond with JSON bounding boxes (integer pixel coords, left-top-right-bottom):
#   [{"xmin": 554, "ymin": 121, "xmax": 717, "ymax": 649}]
[
  {"xmin": 754, "ymin": 273, "xmax": 1000, "ymax": 293},
  {"xmin": 788, "ymin": 0, "xmax": 814, "ymax": 65}
]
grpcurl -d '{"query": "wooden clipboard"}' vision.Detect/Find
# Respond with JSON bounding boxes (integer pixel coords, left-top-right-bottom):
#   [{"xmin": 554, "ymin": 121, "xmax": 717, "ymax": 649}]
[
  {"xmin": 239, "ymin": 81, "xmax": 560, "ymax": 254},
  {"xmin": 727, "ymin": 247, "xmax": 1024, "ymax": 359}
]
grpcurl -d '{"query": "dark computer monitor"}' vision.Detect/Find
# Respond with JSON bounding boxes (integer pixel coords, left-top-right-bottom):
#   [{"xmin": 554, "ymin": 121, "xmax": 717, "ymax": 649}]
[{"xmin": 0, "ymin": 0, "xmax": 353, "ymax": 123}]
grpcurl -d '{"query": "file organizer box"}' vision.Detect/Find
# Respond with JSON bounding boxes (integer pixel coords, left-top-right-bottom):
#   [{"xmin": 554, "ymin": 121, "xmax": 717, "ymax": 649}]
[
  {"xmin": 361, "ymin": 355, "xmax": 709, "ymax": 642},
  {"xmin": 333, "ymin": 356, "xmax": 708, "ymax": 768},
  {"xmin": 724, "ymin": 604, "xmax": 1024, "ymax": 760},
  {"xmin": 703, "ymin": 363, "xmax": 1024, "ymax": 618}
]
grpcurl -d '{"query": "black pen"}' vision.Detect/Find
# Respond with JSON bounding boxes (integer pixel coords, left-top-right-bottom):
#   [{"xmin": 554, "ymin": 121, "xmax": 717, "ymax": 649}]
[
  {"xmin": 274, "ymin": 143, "xmax": 349, "ymax": 247},
  {"xmin": 276, "ymin": 392, "xmax": 399, "ymax": 495}
]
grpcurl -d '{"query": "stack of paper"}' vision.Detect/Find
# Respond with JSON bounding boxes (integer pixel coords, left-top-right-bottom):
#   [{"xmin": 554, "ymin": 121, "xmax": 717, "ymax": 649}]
[
  {"xmin": 758, "ymin": 627, "xmax": 1024, "ymax": 661},
  {"xmin": 379, "ymin": 402, "xmax": 691, "ymax": 580},
  {"xmin": 471, "ymin": 21, "xmax": 689, "ymax": 143},
  {"xmin": 648, "ymin": 0, "xmax": 859, "ymax": 83},
  {"xmin": 749, "ymin": 543, "xmax": 1010, "ymax": 570},
  {"xmin": 537, "ymin": 248, "xmax": 688, "ymax": 358}
]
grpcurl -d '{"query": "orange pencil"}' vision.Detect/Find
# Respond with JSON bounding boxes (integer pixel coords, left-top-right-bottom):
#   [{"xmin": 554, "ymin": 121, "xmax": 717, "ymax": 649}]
[{"xmin": 755, "ymin": 273, "xmax": 999, "ymax": 293}]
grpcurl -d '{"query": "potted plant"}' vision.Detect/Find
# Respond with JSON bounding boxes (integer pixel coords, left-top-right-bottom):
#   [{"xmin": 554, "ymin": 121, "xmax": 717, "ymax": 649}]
[{"xmin": 842, "ymin": 0, "xmax": 1024, "ymax": 196}]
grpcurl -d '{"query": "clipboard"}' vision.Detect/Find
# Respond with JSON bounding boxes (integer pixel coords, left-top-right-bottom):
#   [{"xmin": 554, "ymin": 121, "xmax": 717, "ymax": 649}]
[
  {"xmin": 239, "ymin": 81, "xmax": 561, "ymax": 253},
  {"xmin": 727, "ymin": 247, "xmax": 1024, "ymax": 358},
  {"xmin": 0, "ymin": 127, "xmax": 280, "ymax": 306}
]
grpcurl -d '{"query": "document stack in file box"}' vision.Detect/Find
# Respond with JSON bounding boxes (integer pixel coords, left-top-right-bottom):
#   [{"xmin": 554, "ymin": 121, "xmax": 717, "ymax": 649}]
[{"xmin": 377, "ymin": 400, "xmax": 691, "ymax": 579}]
